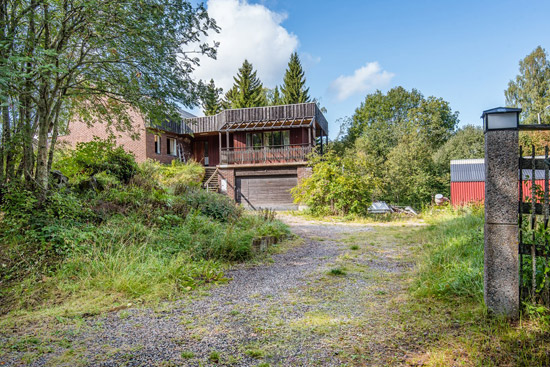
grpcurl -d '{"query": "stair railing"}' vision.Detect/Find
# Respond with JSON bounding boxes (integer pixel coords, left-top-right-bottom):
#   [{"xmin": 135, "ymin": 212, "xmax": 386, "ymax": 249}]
[{"xmin": 202, "ymin": 167, "xmax": 219, "ymax": 192}]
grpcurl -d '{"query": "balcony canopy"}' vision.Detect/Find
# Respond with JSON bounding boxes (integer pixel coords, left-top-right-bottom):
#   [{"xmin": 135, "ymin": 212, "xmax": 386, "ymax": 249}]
[
  {"xmin": 219, "ymin": 116, "xmax": 314, "ymax": 132},
  {"xmin": 182, "ymin": 103, "xmax": 328, "ymax": 136}
]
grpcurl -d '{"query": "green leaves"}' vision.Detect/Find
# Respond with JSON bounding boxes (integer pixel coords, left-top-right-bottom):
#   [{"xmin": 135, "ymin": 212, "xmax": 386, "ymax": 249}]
[
  {"xmin": 291, "ymin": 151, "xmax": 374, "ymax": 216},
  {"xmin": 506, "ymin": 46, "xmax": 550, "ymax": 125},
  {"xmin": 280, "ymin": 52, "xmax": 310, "ymax": 104},
  {"xmin": 223, "ymin": 60, "xmax": 266, "ymax": 108}
]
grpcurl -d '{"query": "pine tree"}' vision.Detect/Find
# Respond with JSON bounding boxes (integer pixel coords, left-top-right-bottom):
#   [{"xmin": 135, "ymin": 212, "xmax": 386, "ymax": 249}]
[
  {"xmin": 272, "ymin": 86, "xmax": 283, "ymax": 105},
  {"xmin": 201, "ymin": 79, "xmax": 223, "ymax": 116},
  {"xmin": 224, "ymin": 60, "xmax": 266, "ymax": 108},
  {"xmin": 281, "ymin": 52, "xmax": 310, "ymax": 104}
]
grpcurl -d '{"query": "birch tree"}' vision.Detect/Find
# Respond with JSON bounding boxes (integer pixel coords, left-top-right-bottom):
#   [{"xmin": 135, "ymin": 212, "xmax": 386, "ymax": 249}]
[{"xmin": 0, "ymin": 0, "xmax": 218, "ymax": 195}]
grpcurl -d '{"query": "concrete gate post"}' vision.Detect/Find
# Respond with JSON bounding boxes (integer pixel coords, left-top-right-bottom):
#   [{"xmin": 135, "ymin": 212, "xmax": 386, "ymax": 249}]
[{"xmin": 483, "ymin": 107, "xmax": 521, "ymax": 318}]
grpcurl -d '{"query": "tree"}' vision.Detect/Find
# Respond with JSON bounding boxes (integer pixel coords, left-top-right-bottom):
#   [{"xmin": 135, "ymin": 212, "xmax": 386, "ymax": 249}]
[
  {"xmin": 347, "ymin": 87, "xmax": 459, "ymax": 205},
  {"xmin": 271, "ymin": 86, "xmax": 283, "ymax": 105},
  {"xmin": 224, "ymin": 60, "xmax": 266, "ymax": 108},
  {"xmin": 201, "ymin": 79, "xmax": 223, "ymax": 116},
  {"xmin": 0, "ymin": 0, "xmax": 219, "ymax": 195},
  {"xmin": 280, "ymin": 52, "xmax": 310, "ymax": 104},
  {"xmin": 385, "ymin": 132, "xmax": 443, "ymax": 205},
  {"xmin": 433, "ymin": 125, "xmax": 484, "ymax": 169},
  {"xmin": 291, "ymin": 151, "xmax": 375, "ymax": 216},
  {"xmin": 505, "ymin": 46, "xmax": 550, "ymax": 124}
]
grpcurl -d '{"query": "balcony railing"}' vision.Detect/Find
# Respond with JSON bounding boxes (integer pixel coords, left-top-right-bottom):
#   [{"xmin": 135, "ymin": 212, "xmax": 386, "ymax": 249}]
[{"xmin": 220, "ymin": 144, "xmax": 312, "ymax": 165}]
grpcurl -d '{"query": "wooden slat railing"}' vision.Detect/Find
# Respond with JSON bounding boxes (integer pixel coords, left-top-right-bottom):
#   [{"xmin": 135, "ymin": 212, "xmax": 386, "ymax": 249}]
[{"xmin": 220, "ymin": 145, "xmax": 312, "ymax": 165}]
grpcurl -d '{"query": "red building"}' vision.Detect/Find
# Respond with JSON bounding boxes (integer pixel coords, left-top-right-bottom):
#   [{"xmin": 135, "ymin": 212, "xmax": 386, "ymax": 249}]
[{"xmin": 450, "ymin": 158, "xmax": 545, "ymax": 206}]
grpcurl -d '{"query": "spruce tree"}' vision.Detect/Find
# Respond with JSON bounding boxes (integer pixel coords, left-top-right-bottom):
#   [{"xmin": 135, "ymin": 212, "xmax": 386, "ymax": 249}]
[
  {"xmin": 272, "ymin": 86, "xmax": 283, "ymax": 105},
  {"xmin": 201, "ymin": 79, "xmax": 223, "ymax": 116},
  {"xmin": 224, "ymin": 60, "xmax": 266, "ymax": 108},
  {"xmin": 281, "ymin": 52, "xmax": 310, "ymax": 104}
]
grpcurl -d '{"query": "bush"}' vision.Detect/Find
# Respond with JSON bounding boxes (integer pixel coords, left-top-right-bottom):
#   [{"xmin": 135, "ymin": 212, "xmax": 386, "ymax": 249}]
[
  {"xmin": 141, "ymin": 159, "xmax": 204, "ymax": 189},
  {"xmin": 54, "ymin": 137, "xmax": 138, "ymax": 184},
  {"xmin": 178, "ymin": 188, "xmax": 242, "ymax": 222},
  {"xmin": 291, "ymin": 151, "xmax": 374, "ymax": 216}
]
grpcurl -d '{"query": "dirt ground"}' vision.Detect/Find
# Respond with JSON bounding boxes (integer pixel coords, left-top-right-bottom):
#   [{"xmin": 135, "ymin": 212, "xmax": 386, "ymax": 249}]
[{"xmin": 1, "ymin": 215, "xmax": 429, "ymax": 367}]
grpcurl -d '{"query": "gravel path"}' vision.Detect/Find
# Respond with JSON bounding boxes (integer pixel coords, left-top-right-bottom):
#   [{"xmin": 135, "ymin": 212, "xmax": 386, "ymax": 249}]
[{"xmin": 1, "ymin": 215, "xmax": 419, "ymax": 367}]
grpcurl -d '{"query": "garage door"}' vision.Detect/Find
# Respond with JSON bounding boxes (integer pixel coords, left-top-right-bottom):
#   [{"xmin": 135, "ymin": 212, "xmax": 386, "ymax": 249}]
[{"xmin": 236, "ymin": 175, "xmax": 298, "ymax": 210}]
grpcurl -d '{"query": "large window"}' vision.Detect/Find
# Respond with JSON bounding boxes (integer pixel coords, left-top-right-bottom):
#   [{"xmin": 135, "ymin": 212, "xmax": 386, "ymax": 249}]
[
  {"xmin": 167, "ymin": 137, "xmax": 177, "ymax": 156},
  {"xmin": 247, "ymin": 130, "xmax": 290, "ymax": 148},
  {"xmin": 154, "ymin": 135, "xmax": 161, "ymax": 154},
  {"xmin": 246, "ymin": 133, "xmax": 263, "ymax": 149}
]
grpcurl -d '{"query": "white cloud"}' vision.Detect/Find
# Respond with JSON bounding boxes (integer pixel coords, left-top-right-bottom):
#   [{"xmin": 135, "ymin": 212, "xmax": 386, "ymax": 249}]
[
  {"xmin": 192, "ymin": 0, "xmax": 299, "ymax": 92},
  {"xmin": 329, "ymin": 62, "xmax": 395, "ymax": 101}
]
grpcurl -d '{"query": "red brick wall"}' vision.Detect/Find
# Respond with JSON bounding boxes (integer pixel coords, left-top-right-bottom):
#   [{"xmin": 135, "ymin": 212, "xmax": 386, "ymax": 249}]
[
  {"xmin": 218, "ymin": 168, "xmax": 236, "ymax": 200},
  {"xmin": 59, "ymin": 110, "xmax": 148, "ymax": 162},
  {"xmin": 145, "ymin": 131, "xmax": 185, "ymax": 164}
]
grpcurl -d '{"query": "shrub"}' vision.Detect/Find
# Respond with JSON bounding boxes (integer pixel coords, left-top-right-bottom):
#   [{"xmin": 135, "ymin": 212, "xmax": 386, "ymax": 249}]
[
  {"xmin": 179, "ymin": 188, "xmax": 242, "ymax": 222},
  {"xmin": 141, "ymin": 159, "xmax": 204, "ymax": 189},
  {"xmin": 54, "ymin": 137, "xmax": 138, "ymax": 184},
  {"xmin": 291, "ymin": 151, "xmax": 374, "ymax": 216}
]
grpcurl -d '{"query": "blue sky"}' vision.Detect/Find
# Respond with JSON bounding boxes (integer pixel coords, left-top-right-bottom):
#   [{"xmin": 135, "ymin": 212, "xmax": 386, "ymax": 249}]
[{"xmin": 192, "ymin": 0, "xmax": 550, "ymax": 138}]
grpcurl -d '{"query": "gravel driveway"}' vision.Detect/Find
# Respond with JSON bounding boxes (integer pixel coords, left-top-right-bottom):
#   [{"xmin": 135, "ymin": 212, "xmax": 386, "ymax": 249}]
[{"xmin": 1, "ymin": 215, "xmax": 419, "ymax": 367}]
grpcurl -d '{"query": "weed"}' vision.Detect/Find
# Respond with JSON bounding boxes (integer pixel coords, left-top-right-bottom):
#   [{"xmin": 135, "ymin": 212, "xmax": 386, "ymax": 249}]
[
  {"xmin": 350, "ymin": 244, "xmax": 359, "ymax": 250},
  {"xmin": 328, "ymin": 267, "xmax": 347, "ymax": 276},
  {"xmin": 181, "ymin": 351, "xmax": 194, "ymax": 359},
  {"xmin": 245, "ymin": 348, "xmax": 264, "ymax": 358},
  {"xmin": 208, "ymin": 350, "xmax": 220, "ymax": 363}
]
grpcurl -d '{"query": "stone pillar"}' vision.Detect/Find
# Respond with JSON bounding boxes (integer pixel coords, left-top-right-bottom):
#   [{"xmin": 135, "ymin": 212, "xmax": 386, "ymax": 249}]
[{"xmin": 484, "ymin": 129, "xmax": 519, "ymax": 318}]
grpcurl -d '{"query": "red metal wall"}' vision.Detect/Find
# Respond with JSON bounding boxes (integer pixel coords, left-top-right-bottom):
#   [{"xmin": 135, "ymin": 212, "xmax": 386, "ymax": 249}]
[
  {"xmin": 451, "ymin": 182, "xmax": 485, "ymax": 206},
  {"xmin": 451, "ymin": 180, "xmax": 547, "ymax": 206}
]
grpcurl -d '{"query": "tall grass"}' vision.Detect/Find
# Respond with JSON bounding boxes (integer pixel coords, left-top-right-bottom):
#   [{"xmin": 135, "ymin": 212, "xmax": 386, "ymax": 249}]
[{"xmin": 413, "ymin": 206, "xmax": 484, "ymax": 302}]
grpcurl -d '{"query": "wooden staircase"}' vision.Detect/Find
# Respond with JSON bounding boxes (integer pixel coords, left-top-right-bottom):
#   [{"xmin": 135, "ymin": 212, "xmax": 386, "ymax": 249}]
[{"xmin": 202, "ymin": 167, "xmax": 219, "ymax": 192}]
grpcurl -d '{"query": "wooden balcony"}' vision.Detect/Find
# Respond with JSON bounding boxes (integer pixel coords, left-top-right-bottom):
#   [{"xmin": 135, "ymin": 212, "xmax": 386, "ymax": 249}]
[{"xmin": 220, "ymin": 144, "xmax": 312, "ymax": 165}]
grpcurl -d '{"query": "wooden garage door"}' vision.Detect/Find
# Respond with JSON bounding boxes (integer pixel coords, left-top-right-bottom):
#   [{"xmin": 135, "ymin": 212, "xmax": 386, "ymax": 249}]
[{"xmin": 236, "ymin": 175, "xmax": 298, "ymax": 209}]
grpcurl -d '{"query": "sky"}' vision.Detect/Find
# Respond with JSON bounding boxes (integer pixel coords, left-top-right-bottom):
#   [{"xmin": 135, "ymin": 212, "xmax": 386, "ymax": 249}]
[{"xmin": 190, "ymin": 0, "xmax": 550, "ymax": 139}]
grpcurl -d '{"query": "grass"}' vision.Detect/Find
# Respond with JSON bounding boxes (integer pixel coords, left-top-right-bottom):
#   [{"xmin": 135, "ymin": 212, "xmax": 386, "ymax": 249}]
[
  {"xmin": 0, "ymin": 154, "xmax": 290, "ymax": 327},
  {"xmin": 406, "ymin": 205, "xmax": 550, "ymax": 366},
  {"xmin": 327, "ymin": 267, "xmax": 347, "ymax": 276}
]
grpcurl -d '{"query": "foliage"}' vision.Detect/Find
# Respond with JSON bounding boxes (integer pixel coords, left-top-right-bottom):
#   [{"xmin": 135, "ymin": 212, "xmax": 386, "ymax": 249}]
[
  {"xmin": 270, "ymin": 86, "xmax": 283, "ymax": 105},
  {"xmin": 200, "ymin": 79, "xmax": 223, "ymax": 116},
  {"xmin": 505, "ymin": 46, "xmax": 550, "ymax": 125},
  {"xmin": 280, "ymin": 52, "xmax": 310, "ymax": 104},
  {"xmin": 0, "ymin": 143, "xmax": 289, "ymax": 319},
  {"xmin": 54, "ymin": 138, "xmax": 138, "ymax": 184},
  {"xmin": 433, "ymin": 125, "xmax": 484, "ymax": 169},
  {"xmin": 385, "ymin": 132, "xmax": 445, "ymax": 205},
  {"xmin": 140, "ymin": 159, "xmax": 205, "ymax": 189},
  {"xmin": 223, "ymin": 60, "xmax": 267, "ymax": 108},
  {"xmin": 336, "ymin": 86, "xmax": 459, "ymax": 206},
  {"xmin": 291, "ymin": 151, "xmax": 374, "ymax": 216},
  {"xmin": 0, "ymin": 0, "xmax": 219, "ymax": 194}
]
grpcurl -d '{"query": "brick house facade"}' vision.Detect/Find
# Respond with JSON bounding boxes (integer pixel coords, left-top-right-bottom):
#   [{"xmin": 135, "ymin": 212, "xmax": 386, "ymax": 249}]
[{"xmin": 61, "ymin": 103, "xmax": 328, "ymax": 209}]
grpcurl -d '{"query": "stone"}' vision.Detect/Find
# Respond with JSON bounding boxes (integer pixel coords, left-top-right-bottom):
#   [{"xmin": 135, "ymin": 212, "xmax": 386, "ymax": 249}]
[
  {"xmin": 484, "ymin": 223, "xmax": 519, "ymax": 318},
  {"xmin": 484, "ymin": 130, "xmax": 519, "ymax": 225}
]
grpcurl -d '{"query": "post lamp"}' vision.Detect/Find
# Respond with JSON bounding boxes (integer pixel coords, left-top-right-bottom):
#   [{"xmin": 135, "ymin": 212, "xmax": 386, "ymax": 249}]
[
  {"xmin": 482, "ymin": 106, "xmax": 521, "ymax": 318},
  {"xmin": 482, "ymin": 107, "xmax": 521, "ymax": 132}
]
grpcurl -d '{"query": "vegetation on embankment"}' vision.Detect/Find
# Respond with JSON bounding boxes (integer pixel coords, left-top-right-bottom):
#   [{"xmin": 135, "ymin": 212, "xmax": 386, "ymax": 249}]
[
  {"xmin": 0, "ymin": 139, "xmax": 289, "ymax": 324},
  {"xmin": 409, "ymin": 206, "xmax": 550, "ymax": 366}
]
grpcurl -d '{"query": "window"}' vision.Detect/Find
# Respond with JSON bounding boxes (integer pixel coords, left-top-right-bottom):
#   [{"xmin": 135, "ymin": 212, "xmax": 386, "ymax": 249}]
[
  {"xmin": 258, "ymin": 130, "xmax": 290, "ymax": 147},
  {"xmin": 167, "ymin": 137, "xmax": 177, "ymax": 156},
  {"xmin": 246, "ymin": 133, "xmax": 262, "ymax": 149},
  {"xmin": 154, "ymin": 135, "xmax": 161, "ymax": 154}
]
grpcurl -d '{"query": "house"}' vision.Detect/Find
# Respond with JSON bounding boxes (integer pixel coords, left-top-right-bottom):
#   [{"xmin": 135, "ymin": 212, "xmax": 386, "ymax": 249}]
[
  {"xmin": 60, "ymin": 103, "xmax": 329, "ymax": 209},
  {"xmin": 450, "ymin": 158, "xmax": 545, "ymax": 206}
]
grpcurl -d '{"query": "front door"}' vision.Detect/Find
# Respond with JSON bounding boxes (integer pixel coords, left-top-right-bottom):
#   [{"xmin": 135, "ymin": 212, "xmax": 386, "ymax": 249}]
[{"xmin": 204, "ymin": 141, "xmax": 209, "ymax": 166}]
